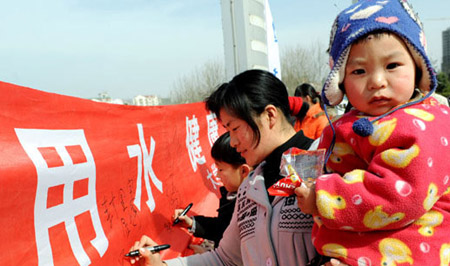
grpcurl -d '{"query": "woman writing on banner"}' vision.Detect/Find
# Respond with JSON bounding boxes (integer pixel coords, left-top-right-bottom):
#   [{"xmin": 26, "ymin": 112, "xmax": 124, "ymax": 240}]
[{"xmin": 129, "ymin": 69, "xmax": 318, "ymax": 266}]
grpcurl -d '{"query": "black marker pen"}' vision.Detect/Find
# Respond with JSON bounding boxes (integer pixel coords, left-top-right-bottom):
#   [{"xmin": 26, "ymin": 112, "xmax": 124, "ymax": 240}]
[
  {"xmin": 173, "ymin": 202, "xmax": 193, "ymax": 225},
  {"xmin": 125, "ymin": 244, "xmax": 171, "ymax": 257}
]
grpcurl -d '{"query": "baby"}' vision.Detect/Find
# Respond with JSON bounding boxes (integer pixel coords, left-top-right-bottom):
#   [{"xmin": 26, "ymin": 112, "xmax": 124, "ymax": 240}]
[{"xmin": 296, "ymin": 1, "xmax": 450, "ymax": 265}]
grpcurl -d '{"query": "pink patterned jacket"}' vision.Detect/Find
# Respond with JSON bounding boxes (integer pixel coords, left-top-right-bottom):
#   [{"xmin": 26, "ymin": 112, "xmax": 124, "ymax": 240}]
[{"xmin": 313, "ymin": 98, "xmax": 450, "ymax": 265}]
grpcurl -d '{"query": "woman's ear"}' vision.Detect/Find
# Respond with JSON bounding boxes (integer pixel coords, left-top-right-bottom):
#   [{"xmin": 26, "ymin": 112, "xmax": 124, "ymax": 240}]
[
  {"xmin": 264, "ymin": 104, "xmax": 278, "ymax": 128},
  {"xmin": 306, "ymin": 95, "xmax": 312, "ymax": 104},
  {"xmin": 240, "ymin": 164, "xmax": 252, "ymax": 178}
]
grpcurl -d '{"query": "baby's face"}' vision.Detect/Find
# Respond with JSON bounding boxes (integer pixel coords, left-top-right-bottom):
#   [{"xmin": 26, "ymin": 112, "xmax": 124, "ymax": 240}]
[{"xmin": 343, "ymin": 33, "xmax": 416, "ymax": 116}]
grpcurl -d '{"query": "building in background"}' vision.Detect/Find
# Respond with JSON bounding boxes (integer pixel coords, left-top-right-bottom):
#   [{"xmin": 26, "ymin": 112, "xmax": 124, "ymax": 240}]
[
  {"xmin": 91, "ymin": 92, "xmax": 124, "ymax": 105},
  {"xmin": 90, "ymin": 93, "xmax": 165, "ymax": 106},
  {"xmin": 442, "ymin": 28, "xmax": 450, "ymax": 75},
  {"xmin": 133, "ymin": 95, "xmax": 160, "ymax": 106}
]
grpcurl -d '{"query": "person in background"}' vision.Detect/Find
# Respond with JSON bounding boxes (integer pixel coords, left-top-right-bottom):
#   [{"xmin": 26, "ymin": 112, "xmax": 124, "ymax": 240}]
[
  {"xmin": 172, "ymin": 132, "xmax": 251, "ymax": 253},
  {"xmin": 293, "ymin": 83, "xmax": 328, "ymax": 139},
  {"xmin": 295, "ymin": 1, "xmax": 450, "ymax": 265},
  {"xmin": 129, "ymin": 69, "xmax": 317, "ymax": 266},
  {"xmin": 288, "ymin": 94, "xmax": 310, "ymax": 127}
]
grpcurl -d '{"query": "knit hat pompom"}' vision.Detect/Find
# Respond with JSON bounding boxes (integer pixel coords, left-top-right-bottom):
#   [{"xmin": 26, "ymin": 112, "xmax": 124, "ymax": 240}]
[{"xmin": 321, "ymin": 0, "xmax": 437, "ymax": 107}]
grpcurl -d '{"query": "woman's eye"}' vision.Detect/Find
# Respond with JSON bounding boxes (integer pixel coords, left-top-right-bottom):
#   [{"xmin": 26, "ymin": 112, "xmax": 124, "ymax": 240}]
[
  {"xmin": 387, "ymin": 63, "xmax": 400, "ymax": 69},
  {"xmin": 232, "ymin": 127, "xmax": 239, "ymax": 132}
]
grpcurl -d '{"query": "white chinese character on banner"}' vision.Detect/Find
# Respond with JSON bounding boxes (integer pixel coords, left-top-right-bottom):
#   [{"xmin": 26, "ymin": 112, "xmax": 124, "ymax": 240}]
[
  {"xmin": 15, "ymin": 128, "xmax": 108, "ymax": 266},
  {"xmin": 207, "ymin": 163, "xmax": 222, "ymax": 189},
  {"xmin": 206, "ymin": 112, "xmax": 219, "ymax": 147},
  {"xmin": 186, "ymin": 115, "xmax": 206, "ymax": 172},
  {"xmin": 127, "ymin": 124, "xmax": 162, "ymax": 212}
]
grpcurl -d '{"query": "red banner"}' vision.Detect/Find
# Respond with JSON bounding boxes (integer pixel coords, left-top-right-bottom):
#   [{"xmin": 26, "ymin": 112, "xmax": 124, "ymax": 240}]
[{"xmin": 0, "ymin": 81, "xmax": 224, "ymax": 265}]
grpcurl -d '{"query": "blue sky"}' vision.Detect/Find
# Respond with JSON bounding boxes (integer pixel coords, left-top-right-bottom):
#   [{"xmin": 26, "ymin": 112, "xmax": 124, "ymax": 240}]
[{"xmin": 0, "ymin": 0, "xmax": 449, "ymax": 100}]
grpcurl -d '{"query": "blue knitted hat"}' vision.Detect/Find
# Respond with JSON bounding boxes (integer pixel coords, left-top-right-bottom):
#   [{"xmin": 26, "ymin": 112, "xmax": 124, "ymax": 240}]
[{"xmin": 321, "ymin": 0, "xmax": 437, "ymax": 136}]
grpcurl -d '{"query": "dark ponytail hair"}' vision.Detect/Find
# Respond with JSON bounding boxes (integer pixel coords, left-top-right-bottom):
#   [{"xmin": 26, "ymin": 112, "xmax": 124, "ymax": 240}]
[
  {"xmin": 205, "ymin": 69, "xmax": 290, "ymax": 146},
  {"xmin": 295, "ymin": 83, "xmax": 323, "ymax": 106}
]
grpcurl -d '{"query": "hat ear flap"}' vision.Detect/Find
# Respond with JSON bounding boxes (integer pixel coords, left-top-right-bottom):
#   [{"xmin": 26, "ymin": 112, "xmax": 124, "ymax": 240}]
[
  {"xmin": 322, "ymin": 46, "xmax": 350, "ymax": 106},
  {"xmin": 402, "ymin": 38, "xmax": 433, "ymax": 94}
]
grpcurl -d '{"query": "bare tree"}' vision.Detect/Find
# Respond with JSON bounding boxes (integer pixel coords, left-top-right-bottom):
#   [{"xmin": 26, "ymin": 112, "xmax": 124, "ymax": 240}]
[
  {"xmin": 281, "ymin": 41, "xmax": 329, "ymax": 95},
  {"xmin": 170, "ymin": 59, "xmax": 226, "ymax": 104},
  {"xmin": 169, "ymin": 42, "xmax": 329, "ymax": 103}
]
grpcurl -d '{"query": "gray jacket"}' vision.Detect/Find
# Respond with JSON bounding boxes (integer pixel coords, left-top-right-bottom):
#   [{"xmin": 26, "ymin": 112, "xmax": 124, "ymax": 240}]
[{"xmin": 165, "ymin": 161, "xmax": 317, "ymax": 266}]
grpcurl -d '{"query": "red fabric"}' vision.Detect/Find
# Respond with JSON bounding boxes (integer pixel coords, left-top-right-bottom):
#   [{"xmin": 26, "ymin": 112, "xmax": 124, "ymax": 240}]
[
  {"xmin": 288, "ymin": 96, "xmax": 304, "ymax": 116},
  {"xmin": 0, "ymin": 81, "xmax": 225, "ymax": 265},
  {"xmin": 314, "ymin": 98, "xmax": 450, "ymax": 265}
]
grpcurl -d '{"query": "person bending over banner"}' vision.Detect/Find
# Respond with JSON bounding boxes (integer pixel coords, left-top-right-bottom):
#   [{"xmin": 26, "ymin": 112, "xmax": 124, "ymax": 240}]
[
  {"xmin": 129, "ymin": 69, "xmax": 318, "ymax": 266},
  {"xmin": 172, "ymin": 131, "xmax": 251, "ymax": 253}
]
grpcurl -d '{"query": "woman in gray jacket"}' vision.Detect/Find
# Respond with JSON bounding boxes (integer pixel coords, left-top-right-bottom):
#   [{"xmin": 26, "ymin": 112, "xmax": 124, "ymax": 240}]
[{"xmin": 129, "ymin": 69, "xmax": 318, "ymax": 266}]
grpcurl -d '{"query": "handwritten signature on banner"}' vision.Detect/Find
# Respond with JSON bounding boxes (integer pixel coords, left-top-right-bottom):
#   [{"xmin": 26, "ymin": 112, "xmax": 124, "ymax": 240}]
[{"xmin": 101, "ymin": 180, "xmax": 139, "ymax": 239}]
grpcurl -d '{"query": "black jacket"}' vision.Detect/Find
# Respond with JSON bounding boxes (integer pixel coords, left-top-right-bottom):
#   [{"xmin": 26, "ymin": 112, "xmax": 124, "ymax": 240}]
[{"xmin": 193, "ymin": 186, "xmax": 236, "ymax": 247}]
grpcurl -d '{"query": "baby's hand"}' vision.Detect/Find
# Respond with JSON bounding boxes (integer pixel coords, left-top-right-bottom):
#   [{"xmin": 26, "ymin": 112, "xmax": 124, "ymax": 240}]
[
  {"xmin": 323, "ymin": 258, "xmax": 350, "ymax": 266},
  {"xmin": 173, "ymin": 209, "xmax": 193, "ymax": 228},
  {"xmin": 294, "ymin": 184, "xmax": 318, "ymax": 215}
]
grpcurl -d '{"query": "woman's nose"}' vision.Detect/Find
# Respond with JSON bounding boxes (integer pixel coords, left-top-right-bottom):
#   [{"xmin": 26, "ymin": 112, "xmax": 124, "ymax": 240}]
[{"xmin": 229, "ymin": 135, "xmax": 238, "ymax": 148}]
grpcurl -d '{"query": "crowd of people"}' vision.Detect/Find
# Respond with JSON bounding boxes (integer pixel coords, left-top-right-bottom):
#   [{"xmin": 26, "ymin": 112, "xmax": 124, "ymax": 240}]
[{"xmin": 128, "ymin": 1, "xmax": 450, "ymax": 265}]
